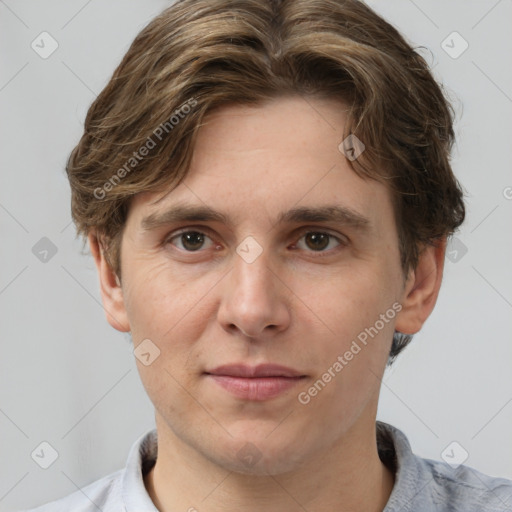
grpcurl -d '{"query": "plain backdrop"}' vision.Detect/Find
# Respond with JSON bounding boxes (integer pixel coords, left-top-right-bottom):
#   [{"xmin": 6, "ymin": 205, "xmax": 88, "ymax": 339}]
[{"xmin": 1, "ymin": 1, "xmax": 511, "ymax": 510}]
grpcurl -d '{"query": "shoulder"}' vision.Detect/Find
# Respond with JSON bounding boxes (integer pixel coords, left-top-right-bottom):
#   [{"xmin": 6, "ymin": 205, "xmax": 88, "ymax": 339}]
[
  {"xmin": 378, "ymin": 422, "xmax": 512, "ymax": 512},
  {"xmin": 422, "ymin": 456, "xmax": 512, "ymax": 512},
  {"xmin": 23, "ymin": 429, "xmax": 157, "ymax": 512},
  {"xmin": 23, "ymin": 469, "xmax": 123, "ymax": 512}
]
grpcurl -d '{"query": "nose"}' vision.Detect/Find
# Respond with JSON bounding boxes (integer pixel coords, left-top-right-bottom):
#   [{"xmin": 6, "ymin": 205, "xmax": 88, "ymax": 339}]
[{"xmin": 217, "ymin": 247, "xmax": 291, "ymax": 339}]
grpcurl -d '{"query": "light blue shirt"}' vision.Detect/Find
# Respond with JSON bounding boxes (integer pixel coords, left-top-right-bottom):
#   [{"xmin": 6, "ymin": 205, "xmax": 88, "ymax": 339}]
[{"xmin": 25, "ymin": 421, "xmax": 512, "ymax": 511}]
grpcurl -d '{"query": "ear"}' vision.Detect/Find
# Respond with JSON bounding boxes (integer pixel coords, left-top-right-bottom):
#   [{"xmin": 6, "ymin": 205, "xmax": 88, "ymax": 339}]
[
  {"xmin": 88, "ymin": 231, "xmax": 130, "ymax": 333},
  {"xmin": 394, "ymin": 237, "xmax": 446, "ymax": 335}
]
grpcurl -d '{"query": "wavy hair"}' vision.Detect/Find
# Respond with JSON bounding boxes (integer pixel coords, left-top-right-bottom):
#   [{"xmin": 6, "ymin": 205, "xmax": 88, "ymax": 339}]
[{"xmin": 66, "ymin": 0, "xmax": 465, "ymax": 364}]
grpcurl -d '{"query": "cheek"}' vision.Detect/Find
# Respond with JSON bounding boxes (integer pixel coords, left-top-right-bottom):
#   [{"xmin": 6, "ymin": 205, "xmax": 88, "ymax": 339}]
[
  {"xmin": 125, "ymin": 264, "xmax": 207, "ymax": 417},
  {"xmin": 300, "ymin": 263, "xmax": 399, "ymax": 342},
  {"xmin": 123, "ymin": 258, "xmax": 212, "ymax": 341},
  {"xmin": 123, "ymin": 258, "xmax": 226, "ymax": 396},
  {"xmin": 292, "ymin": 260, "xmax": 399, "ymax": 405}
]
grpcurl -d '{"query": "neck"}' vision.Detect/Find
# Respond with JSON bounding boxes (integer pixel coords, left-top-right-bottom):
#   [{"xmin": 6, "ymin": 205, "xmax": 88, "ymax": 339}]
[{"xmin": 144, "ymin": 415, "xmax": 395, "ymax": 512}]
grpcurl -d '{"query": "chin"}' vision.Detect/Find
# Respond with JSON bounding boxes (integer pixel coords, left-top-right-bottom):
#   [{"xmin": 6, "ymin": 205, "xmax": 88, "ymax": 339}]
[{"xmin": 208, "ymin": 433, "xmax": 312, "ymax": 476}]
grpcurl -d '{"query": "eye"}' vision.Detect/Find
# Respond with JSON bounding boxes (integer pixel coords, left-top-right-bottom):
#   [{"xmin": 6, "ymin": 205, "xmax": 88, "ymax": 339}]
[
  {"xmin": 164, "ymin": 228, "xmax": 345, "ymax": 255},
  {"xmin": 293, "ymin": 231, "xmax": 344, "ymax": 254},
  {"xmin": 166, "ymin": 230, "xmax": 216, "ymax": 252}
]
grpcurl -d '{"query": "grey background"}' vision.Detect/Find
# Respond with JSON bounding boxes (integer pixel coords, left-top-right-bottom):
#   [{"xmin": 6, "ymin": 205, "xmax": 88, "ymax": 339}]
[{"xmin": 1, "ymin": 1, "xmax": 511, "ymax": 510}]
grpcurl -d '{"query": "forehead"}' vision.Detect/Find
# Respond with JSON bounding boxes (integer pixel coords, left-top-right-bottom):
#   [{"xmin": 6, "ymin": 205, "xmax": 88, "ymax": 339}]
[{"xmin": 128, "ymin": 96, "xmax": 394, "ymax": 232}]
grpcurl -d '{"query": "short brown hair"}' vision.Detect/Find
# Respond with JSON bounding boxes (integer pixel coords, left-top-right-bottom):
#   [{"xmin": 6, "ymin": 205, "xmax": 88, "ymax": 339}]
[{"xmin": 66, "ymin": 0, "xmax": 465, "ymax": 363}]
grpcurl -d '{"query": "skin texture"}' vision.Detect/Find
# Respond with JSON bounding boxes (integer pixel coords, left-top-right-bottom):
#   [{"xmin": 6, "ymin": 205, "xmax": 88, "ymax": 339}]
[{"xmin": 89, "ymin": 95, "xmax": 446, "ymax": 512}]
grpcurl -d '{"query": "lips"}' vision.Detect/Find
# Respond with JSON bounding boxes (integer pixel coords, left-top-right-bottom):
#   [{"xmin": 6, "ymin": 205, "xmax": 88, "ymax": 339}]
[
  {"xmin": 205, "ymin": 364, "xmax": 305, "ymax": 378},
  {"xmin": 204, "ymin": 364, "xmax": 307, "ymax": 401}
]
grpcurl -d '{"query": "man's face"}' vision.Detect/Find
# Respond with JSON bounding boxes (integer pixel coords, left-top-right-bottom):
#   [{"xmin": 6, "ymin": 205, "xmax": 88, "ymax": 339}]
[{"xmin": 116, "ymin": 96, "xmax": 409, "ymax": 474}]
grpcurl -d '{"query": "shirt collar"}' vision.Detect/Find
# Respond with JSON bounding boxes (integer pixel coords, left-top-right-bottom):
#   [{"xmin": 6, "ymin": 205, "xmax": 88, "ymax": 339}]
[
  {"xmin": 377, "ymin": 421, "xmax": 429, "ymax": 511},
  {"xmin": 122, "ymin": 428, "xmax": 159, "ymax": 511}
]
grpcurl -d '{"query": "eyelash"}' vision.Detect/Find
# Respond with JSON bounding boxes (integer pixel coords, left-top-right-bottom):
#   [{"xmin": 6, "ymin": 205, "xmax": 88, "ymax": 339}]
[{"xmin": 164, "ymin": 227, "xmax": 347, "ymax": 257}]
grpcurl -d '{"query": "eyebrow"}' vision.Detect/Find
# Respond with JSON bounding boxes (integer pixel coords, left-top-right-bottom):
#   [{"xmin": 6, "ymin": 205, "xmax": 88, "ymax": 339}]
[{"xmin": 140, "ymin": 203, "xmax": 371, "ymax": 232}]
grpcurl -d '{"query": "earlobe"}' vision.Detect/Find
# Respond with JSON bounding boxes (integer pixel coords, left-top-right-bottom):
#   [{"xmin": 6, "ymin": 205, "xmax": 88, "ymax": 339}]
[
  {"xmin": 88, "ymin": 231, "xmax": 130, "ymax": 333},
  {"xmin": 394, "ymin": 238, "xmax": 447, "ymax": 335}
]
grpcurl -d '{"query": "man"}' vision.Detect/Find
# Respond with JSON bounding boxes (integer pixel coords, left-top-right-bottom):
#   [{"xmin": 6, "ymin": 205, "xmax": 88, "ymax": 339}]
[{"xmin": 28, "ymin": 0, "xmax": 512, "ymax": 510}]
